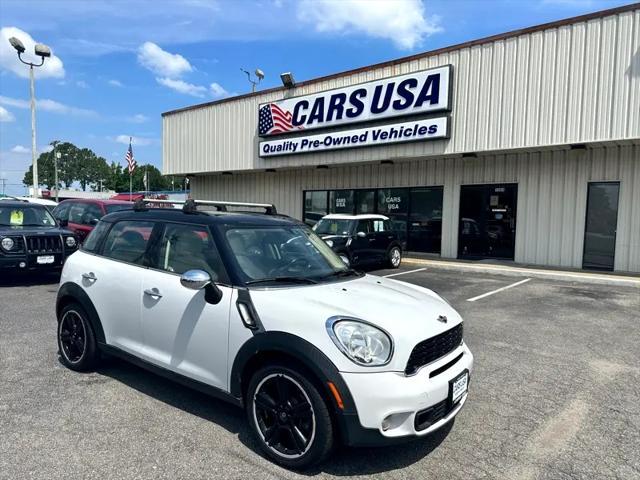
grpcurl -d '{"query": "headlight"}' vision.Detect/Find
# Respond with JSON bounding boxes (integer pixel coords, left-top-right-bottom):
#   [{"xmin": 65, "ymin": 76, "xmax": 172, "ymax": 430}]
[
  {"xmin": 325, "ymin": 239, "xmax": 334, "ymax": 248},
  {"xmin": 327, "ymin": 318, "xmax": 393, "ymax": 366},
  {"xmin": 1, "ymin": 237, "xmax": 14, "ymax": 251},
  {"xmin": 65, "ymin": 236, "xmax": 76, "ymax": 248}
]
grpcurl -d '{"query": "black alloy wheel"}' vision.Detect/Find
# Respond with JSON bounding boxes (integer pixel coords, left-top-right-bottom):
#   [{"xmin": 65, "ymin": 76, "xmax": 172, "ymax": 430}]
[
  {"xmin": 247, "ymin": 366, "xmax": 334, "ymax": 469},
  {"xmin": 253, "ymin": 373, "xmax": 315, "ymax": 457},
  {"xmin": 59, "ymin": 310, "xmax": 86, "ymax": 363},
  {"xmin": 57, "ymin": 303, "xmax": 99, "ymax": 371}
]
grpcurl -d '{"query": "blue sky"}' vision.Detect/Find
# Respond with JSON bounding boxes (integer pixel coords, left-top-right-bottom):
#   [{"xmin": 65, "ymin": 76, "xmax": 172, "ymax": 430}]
[{"xmin": 0, "ymin": 0, "xmax": 633, "ymax": 195}]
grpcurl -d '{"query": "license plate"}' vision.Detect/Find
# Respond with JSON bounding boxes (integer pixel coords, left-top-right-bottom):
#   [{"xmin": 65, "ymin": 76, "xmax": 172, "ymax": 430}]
[
  {"xmin": 450, "ymin": 371, "xmax": 469, "ymax": 404},
  {"xmin": 36, "ymin": 255, "xmax": 55, "ymax": 265}
]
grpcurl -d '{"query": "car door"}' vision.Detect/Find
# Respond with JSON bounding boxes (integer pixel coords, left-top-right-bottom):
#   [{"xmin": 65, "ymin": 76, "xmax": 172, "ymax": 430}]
[
  {"xmin": 82, "ymin": 219, "xmax": 156, "ymax": 355},
  {"xmin": 371, "ymin": 219, "xmax": 392, "ymax": 260},
  {"xmin": 68, "ymin": 202, "xmax": 92, "ymax": 243},
  {"xmin": 351, "ymin": 219, "xmax": 373, "ymax": 264},
  {"xmin": 140, "ymin": 222, "xmax": 232, "ymax": 390}
]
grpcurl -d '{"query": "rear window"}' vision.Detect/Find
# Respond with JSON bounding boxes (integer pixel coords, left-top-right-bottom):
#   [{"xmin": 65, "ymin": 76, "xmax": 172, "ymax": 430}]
[{"xmin": 105, "ymin": 204, "xmax": 132, "ymax": 214}]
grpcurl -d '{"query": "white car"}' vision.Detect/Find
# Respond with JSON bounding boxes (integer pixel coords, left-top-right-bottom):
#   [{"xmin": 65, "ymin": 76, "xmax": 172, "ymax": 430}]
[{"xmin": 56, "ymin": 199, "xmax": 473, "ymax": 469}]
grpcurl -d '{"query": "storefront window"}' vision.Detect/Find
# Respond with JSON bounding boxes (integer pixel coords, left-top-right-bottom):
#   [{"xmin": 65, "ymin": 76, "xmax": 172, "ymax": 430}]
[
  {"xmin": 303, "ymin": 191, "xmax": 328, "ymax": 226},
  {"xmin": 408, "ymin": 187, "xmax": 443, "ymax": 253},
  {"xmin": 355, "ymin": 190, "xmax": 376, "ymax": 214},
  {"xmin": 329, "ymin": 190, "xmax": 354, "ymax": 214}
]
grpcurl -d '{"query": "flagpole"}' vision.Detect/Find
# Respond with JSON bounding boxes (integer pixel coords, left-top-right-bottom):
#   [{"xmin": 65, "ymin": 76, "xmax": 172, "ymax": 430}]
[{"xmin": 129, "ymin": 136, "xmax": 133, "ymax": 201}]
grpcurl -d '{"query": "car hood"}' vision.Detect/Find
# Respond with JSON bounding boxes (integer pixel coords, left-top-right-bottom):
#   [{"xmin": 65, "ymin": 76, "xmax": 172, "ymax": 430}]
[{"xmin": 249, "ymin": 274, "xmax": 462, "ymax": 372}]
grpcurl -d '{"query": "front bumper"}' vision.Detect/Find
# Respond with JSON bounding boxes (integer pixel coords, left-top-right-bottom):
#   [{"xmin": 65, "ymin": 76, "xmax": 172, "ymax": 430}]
[
  {"xmin": 338, "ymin": 342, "xmax": 473, "ymax": 446},
  {"xmin": 0, "ymin": 252, "xmax": 66, "ymax": 271}
]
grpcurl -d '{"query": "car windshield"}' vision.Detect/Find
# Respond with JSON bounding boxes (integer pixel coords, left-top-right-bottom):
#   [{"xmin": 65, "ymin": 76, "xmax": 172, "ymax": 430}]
[
  {"xmin": 105, "ymin": 204, "xmax": 132, "ymax": 214},
  {"xmin": 224, "ymin": 225, "xmax": 356, "ymax": 285},
  {"xmin": 0, "ymin": 205, "xmax": 57, "ymax": 227},
  {"xmin": 313, "ymin": 218, "xmax": 353, "ymax": 236}
]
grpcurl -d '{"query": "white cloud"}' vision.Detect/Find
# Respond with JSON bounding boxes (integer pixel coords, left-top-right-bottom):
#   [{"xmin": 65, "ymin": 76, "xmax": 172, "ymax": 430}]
[
  {"xmin": 156, "ymin": 77, "xmax": 207, "ymax": 97},
  {"xmin": 0, "ymin": 26, "xmax": 65, "ymax": 79},
  {"xmin": 127, "ymin": 113, "xmax": 148, "ymax": 123},
  {"xmin": 108, "ymin": 79, "xmax": 123, "ymax": 87},
  {"xmin": 137, "ymin": 42, "xmax": 192, "ymax": 77},
  {"xmin": 11, "ymin": 145, "xmax": 29, "ymax": 153},
  {"xmin": 297, "ymin": 0, "xmax": 442, "ymax": 50},
  {"xmin": 0, "ymin": 106, "xmax": 15, "ymax": 122},
  {"xmin": 210, "ymin": 82, "xmax": 229, "ymax": 99},
  {"xmin": 76, "ymin": 80, "xmax": 88, "ymax": 88},
  {"xmin": 0, "ymin": 95, "xmax": 96, "ymax": 117},
  {"xmin": 114, "ymin": 135, "xmax": 154, "ymax": 146}
]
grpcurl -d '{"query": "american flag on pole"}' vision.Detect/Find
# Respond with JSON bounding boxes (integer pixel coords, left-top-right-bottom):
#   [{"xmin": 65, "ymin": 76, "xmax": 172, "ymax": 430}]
[
  {"xmin": 259, "ymin": 103, "xmax": 299, "ymax": 135},
  {"xmin": 125, "ymin": 137, "xmax": 136, "ymax": 174}
]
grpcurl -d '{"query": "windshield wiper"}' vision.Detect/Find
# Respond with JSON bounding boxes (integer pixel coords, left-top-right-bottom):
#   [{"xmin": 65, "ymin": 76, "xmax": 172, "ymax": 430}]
[
  {"xmin": 246, "ymin": 276, "xmax": 318, "ymax": 285},
  {"xmin": 321, "ymin": 269, "xmax": 360, "ymax": 279}
]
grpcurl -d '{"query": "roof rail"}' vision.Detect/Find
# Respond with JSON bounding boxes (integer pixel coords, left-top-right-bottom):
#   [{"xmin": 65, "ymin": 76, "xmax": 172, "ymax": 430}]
[{"xmin": 134, "ymin": 198, "xmax": 278, "ymax": 215}]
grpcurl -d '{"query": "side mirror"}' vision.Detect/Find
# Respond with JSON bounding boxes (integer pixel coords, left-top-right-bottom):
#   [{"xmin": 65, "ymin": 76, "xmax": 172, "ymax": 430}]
[
  {"xmin": 180, "ymin": 269, "xmax": 211, "ymax": 290},
  {"xmin": 356, "ymin": 231, "xmax": 366, "ymax": 238},
  {"xmin": 180, "ymin": 269, "xmax": 223, "ymax": 304},
  {"xmin": 89, "ymin": 218, "xmax": 99, "ymax": 226},
  {"xmin": 339, "ymin": 255, "xmax": 350, "ymax": 266}
]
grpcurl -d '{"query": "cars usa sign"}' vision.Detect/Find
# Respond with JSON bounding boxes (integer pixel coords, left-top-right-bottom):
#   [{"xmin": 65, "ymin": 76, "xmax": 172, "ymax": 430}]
[{"xmin": 258, "ymin": 65, "xmax": 451, "ymax": 137}]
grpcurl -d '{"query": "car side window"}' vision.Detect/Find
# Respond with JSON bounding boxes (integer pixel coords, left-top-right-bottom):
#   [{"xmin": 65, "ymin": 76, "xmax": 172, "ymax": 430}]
[
  {"xmin": 356, "ymin": 219, "xmax": 372, "ymax": 234},
  {"xmin": 82, "ymin": 221, "xmax": 110, "ymax": 253},
  {"xmin": 372, "ymin": 220, "xmax": 386, "ymax": 232},
  {"xmin": 155, "ymin": 223, "xmax": 228, "ymax": 283},
  {"xmin": 68, "ymin": 203, "xmax": 85, "ymax": 224},
  {"xmin": 101, "ymin": 220, "xmax": 154, "ymax": 265},
  {"xmin": 53, "ymin": 202, "xmax": 70, "ymax": 221},
  {"xmin": 81, "ymin": 204, "xmax": 102, "ymax": 225},
  {"xmin": 384, "ymin": 220, "xmax": 393, "ymax": 232}
]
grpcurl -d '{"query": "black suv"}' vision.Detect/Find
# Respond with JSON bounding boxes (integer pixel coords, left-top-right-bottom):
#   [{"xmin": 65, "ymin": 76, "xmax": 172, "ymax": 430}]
[
  {"xmin": 0, "ymin": 200, "xmax": 78, "ymax": 272},
  {"xmin": 314, "ymin": 214, "xmax": 402, "ymax": 268}
]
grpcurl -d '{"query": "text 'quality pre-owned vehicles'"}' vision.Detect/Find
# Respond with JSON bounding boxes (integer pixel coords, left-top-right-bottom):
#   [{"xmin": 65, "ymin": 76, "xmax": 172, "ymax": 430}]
[
  {"xmin": 56, "ymin": 199, "xmax": 473, "ymax": 469},
  {"xmin": 313, "ymin": 213, "xmax": 403, "ymax": 269},
  {"xmin": 0, "ymin": 200, "xmax": 78, "ymax": 272}
]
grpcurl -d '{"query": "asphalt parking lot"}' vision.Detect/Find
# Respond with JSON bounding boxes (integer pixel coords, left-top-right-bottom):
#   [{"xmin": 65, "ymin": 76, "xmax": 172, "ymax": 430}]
[{"xmin": 1, "ymin": 266, "xmax": 639, "ymax": 480}]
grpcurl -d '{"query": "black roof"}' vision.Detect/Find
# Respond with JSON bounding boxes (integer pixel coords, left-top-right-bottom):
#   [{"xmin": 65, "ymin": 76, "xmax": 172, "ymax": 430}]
[
  {"xmin": 101, "ymin": 207, "xmax": 302, "ymax": 227},
  {"xmin": 0, "ymin": 200, "xmax": 47, "ymax": 209}
]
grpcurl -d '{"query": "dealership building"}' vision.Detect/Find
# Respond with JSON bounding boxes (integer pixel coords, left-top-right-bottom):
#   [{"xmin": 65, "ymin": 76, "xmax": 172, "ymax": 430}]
[{"xmin": 163, "ymin": 4, "xmax": 640, "ymax": 273}]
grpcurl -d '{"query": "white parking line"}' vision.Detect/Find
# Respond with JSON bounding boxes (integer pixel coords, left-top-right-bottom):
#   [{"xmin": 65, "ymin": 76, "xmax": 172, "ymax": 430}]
[
  {"xmin": 466, "ymin": 278, "xmax": 532, "ymax": 302},
  {"xmin": 383, "ymin": 267, "xmax": 427, "ymax": 278}
]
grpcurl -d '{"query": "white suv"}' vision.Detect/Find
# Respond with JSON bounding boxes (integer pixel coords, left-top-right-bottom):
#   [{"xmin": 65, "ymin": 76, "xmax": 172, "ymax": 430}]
[{"xmin": 56, "ymin": 199, "xmax": 473, "ymax": 469}]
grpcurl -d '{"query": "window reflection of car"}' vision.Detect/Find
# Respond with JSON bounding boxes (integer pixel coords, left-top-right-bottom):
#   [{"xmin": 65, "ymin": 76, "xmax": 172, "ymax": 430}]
[
  {"xmin": 459, "ymin": 217, "xmax": 485, "ymax": 256},
  {"xmin": 0, "ymin": 200, "xmax": 78, "ymax": 273},
  {"xmin": 314, "ymin": 214, "xmax": 403, "ymax": 268}
]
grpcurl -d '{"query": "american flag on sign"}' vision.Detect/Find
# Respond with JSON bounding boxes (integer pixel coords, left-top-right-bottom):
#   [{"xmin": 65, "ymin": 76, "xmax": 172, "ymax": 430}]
[
  {"xmin": 259, "ymin": 103, "xmax": 298, "ymax": 135},
  {"xmin": 125, "ymin": 138, "xmax": 136, "ymax": 174}
]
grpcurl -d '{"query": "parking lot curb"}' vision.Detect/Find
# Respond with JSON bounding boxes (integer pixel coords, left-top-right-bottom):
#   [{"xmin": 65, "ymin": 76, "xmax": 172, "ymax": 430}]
[{"xmin": 402, "ymin": 258, "xmax": 640, "ymax": 287}]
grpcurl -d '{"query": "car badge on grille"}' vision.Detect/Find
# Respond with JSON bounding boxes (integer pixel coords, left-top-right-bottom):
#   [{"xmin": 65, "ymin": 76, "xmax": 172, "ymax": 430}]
[{"xmin": 437, "ymin": 315, "xmax": 448, "ymax": 323}]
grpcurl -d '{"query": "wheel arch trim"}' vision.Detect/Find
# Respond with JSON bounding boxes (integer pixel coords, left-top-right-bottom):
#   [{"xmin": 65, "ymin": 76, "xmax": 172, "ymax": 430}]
[{"xmin": 56, "ymin": 282, "xmax": 106, "ymax": 344}]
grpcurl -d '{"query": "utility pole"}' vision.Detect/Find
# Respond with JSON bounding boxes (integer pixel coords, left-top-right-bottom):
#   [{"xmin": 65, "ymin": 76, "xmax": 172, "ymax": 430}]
[{"xmin": 54, "ymin": 146, "xmax": 60, "ymax": 202}]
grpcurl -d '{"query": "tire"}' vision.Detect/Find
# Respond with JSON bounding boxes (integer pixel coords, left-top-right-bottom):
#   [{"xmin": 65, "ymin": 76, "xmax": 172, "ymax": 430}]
[
  {"xmin": 246, "ymin": 364, "xmax": 334, "ymax": 469},
  {"xmin": 387, "ymin": 245, "xmax": 402, "ymax": 269},
  {"xmin": 57, "ymin": 302, "xmax": 99, "ymax": 372}
]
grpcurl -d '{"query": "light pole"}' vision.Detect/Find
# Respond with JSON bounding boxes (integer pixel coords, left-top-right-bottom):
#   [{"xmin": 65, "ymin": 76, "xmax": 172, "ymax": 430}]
[
  {"xmin": 241, "ymin": 68, "xmax": 264, "ymax": 93},
  {"xmin": 8, "ymin": 36, "xmax": 51, "ymax": 198},
  {"xmin": 54, "ymin": 150, "xmax": 61, "ymax": 202}
]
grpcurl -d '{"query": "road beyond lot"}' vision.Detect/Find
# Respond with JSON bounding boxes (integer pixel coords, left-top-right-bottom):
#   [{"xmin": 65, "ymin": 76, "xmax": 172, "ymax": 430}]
[{"xmin": 1, "ymin": 267, "xmax": 639, "ymax": 480}]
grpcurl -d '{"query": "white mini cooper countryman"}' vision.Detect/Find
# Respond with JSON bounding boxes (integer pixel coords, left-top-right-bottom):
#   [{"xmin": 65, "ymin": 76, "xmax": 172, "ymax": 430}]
[{"xmin": 56, "ymin": 199, "xmax": 473, "ymax": 469}]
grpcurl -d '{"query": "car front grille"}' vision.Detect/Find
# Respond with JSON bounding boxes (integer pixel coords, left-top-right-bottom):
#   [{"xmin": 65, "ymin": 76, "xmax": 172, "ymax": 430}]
[
  {"xmin": 405, "ymin": 323, "xmax": 463, "ymax": 375},
  {"xmin": 414, "ymin": 399, "xmax": 452, "ymax": 431},
  {"xmin": 26, "ymin": 235, "xmax": 62, "ymax": 254}
]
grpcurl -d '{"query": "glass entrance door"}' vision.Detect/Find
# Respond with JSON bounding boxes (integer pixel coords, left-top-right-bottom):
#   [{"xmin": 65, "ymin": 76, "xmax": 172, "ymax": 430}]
[
  {"xmin": 583, "ymin": 182, "xmax": 619, "ymax": 271},
  {"xmin": 458, "ymin": 184, "xmax": 518, "ymax": 259}
]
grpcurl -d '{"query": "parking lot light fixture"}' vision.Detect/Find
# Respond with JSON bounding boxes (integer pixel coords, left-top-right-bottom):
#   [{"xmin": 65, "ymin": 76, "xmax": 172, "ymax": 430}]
[{"xmin": 8, "ymin": 36, "xmax": 51, "ymax": 198}]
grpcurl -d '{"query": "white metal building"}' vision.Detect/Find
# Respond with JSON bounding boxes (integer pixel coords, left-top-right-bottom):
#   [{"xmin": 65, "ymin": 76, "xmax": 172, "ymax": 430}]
[{"xmin": 163, "ymin": 4, "xmax": 640, "ymax": 273}]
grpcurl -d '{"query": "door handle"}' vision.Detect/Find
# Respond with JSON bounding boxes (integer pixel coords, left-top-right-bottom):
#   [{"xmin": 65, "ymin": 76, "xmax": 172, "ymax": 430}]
[
  {"xmin": 144, "ymin": 288, "xmax": 163, "ymax": 299},
  {"xmin": 82, "ymin": 272, "xmax": 97, "ymax": 281}
]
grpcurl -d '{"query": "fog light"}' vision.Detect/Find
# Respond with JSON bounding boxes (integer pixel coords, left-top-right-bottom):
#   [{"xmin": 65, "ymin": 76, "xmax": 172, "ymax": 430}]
[
  {"xmin": 19, "ymin": 262, "xmax": 26, "ymax": 268},
  {"xmin": 65, "ymin": 236, "xmax": 76, "ymax": 248}
]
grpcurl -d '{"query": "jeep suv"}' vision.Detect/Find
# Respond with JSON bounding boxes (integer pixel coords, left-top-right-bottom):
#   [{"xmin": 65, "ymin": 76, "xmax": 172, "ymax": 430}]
[
  {"xmin": 314, "ymin": 214, "xmax": 403, "ymax": 269},
  {"xmin": 0, "ymin": 200, "xmax": 78, "ymax": 272},
  {"xmin": 56, "ymin": 199, "xmax": 472, "ymax": 469}
]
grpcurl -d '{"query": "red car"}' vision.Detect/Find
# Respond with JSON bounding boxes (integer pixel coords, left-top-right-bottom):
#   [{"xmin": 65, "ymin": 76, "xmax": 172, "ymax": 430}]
[{"xmin": 52, "ymin": 199, "xmax": 132, "ymax": 243}]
